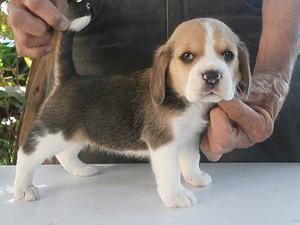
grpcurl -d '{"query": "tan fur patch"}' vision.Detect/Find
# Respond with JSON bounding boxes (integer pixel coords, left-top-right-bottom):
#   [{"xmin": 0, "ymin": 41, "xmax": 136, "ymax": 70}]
[
  {"xmin": 205, "ymin": 18, "xmax": 251, "ymax": 96},
  {"xmin": 167, "ymin": 19, "xmax": 206, "ymax": 96}
]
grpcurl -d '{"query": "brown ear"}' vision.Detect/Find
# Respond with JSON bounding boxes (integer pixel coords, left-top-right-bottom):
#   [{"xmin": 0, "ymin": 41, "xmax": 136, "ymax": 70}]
[
  {"xmin": 237, "ymin": 41, "xmax": 252, "ymax": 98},
  {"xmin": 150, "ymin": 45, "xmax": 172, "ymax": 105}
]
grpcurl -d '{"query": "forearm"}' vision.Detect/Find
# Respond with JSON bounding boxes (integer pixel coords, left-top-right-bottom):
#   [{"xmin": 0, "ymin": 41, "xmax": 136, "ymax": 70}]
[
  {"xmin": 249, "ymin": 0, "xmax": 300, "ymax": 120},
  {"xmin": 255, "ymin": 0, "xmax": 300, "ymax": 79},
  {"xmin": 201, "ymin": 1, "xmax": 300, "ymax": 159}
]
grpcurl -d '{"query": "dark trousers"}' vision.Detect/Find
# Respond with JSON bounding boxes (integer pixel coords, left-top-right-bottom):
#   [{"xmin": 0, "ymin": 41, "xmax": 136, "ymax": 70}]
[{"xmin": 70, "ymin": 0, "xmax": 300, "ymax": 162}]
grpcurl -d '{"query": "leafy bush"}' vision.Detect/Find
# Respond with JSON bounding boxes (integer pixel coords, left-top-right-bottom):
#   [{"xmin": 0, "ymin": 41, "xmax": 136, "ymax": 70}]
[
  {"xmin": 0, "ymin": 89, "xmax": 25, "ymax": 165},
  {"xmin": 0, "ymin": 5, "xmax": 30, "ymax": 165}
]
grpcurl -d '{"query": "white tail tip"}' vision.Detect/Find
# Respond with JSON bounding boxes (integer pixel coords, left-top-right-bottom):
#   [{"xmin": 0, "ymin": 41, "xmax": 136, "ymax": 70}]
[{"xmin": 68, "ymin": 15, "xmax": 91, "ymax": 32}]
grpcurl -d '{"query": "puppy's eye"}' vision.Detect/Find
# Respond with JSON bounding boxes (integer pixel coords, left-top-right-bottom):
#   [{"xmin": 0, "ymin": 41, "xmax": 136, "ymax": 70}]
[
  {"xmin": 180, "ymin": 52, "xmax": 195, "ymax": 63},
  {"xmin": 223, "ymin": 50, "xmax": 234, "ymax": 62}
]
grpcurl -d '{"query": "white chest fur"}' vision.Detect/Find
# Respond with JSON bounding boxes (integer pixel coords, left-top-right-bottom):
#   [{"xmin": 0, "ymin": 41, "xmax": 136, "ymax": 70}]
[{"xmin": 171, "ymin": 102, "xmax": 211, "ymax": 145}]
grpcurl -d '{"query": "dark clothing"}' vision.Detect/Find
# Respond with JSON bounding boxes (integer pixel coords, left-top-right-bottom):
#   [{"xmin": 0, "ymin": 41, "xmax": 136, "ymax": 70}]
[{"xmin": 72, "ymin": 0, "xmax": 300, "ymax": 162}]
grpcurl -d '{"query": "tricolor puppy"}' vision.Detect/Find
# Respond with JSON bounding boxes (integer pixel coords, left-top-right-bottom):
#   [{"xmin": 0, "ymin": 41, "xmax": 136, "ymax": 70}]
[{"xmin": 13, "ymin": 1, "xmax": 251, "ymax": 208}]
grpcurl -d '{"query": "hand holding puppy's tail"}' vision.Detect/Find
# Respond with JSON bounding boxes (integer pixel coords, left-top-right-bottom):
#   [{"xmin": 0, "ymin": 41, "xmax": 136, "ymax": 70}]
[{"xmin": 54, "ymin": 0, "xmax": 92, "ymax": 86}]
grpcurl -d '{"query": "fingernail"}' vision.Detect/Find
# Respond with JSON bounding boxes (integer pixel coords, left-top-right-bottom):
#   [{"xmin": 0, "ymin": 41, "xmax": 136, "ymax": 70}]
[{"xmin": 58, "ymin": 20, "xmax": 70, "ymax": 31}]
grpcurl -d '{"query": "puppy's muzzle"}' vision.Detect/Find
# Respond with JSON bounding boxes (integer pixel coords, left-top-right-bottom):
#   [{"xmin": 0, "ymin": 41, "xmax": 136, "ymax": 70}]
[{"xmin": 201, "ymin": 70, "xmax": 222, "ymax": 89}]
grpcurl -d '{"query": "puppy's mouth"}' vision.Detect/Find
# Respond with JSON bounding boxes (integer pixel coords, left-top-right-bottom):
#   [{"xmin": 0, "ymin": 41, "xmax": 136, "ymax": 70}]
[
  {"xmin": 200, "ymin": 88, "xmax": 227, "ymax": 103},
  {"xmin": 202, "ymin": 89, "xmax": 221, "ymax": 97}
]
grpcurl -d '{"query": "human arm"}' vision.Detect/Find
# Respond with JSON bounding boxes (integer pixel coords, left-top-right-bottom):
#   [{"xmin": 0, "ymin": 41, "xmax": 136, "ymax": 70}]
[{"xmin": 201, "ymin": 0, "xmax": 300, "ymax": 161}]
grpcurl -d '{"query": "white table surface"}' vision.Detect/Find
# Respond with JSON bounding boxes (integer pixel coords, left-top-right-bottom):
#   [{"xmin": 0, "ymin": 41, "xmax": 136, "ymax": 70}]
[{"xmin": 0, "ymin": 163, "xmax": 299, "ymax": 225}]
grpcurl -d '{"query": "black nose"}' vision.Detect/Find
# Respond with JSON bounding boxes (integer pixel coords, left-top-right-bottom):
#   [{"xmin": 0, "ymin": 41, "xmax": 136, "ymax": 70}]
[{"xmin": 201, "ymin": 70, "xmax": 222, "ymax": 88}]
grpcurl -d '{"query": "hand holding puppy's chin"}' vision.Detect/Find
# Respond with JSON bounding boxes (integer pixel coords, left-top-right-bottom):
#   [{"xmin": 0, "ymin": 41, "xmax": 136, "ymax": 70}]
[
  {"xmin": 199, "ymin": 99, "xmax": 255, "ymax": 162},
  {"xmin": 200, "ymin": 73, "xmax": 288, "ymax": 161}
]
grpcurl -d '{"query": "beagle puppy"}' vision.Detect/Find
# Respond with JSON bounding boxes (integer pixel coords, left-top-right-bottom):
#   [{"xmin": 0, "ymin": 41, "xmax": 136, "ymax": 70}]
[{"xmin": 13, "ymin": 1, "xmax": 251, "ymax": 208}]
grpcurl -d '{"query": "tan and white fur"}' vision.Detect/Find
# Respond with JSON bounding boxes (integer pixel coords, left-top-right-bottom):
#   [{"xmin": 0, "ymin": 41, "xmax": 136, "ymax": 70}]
[{"xmin": 13, "ymin": 1, "xmax": 251, "ymax": 208}]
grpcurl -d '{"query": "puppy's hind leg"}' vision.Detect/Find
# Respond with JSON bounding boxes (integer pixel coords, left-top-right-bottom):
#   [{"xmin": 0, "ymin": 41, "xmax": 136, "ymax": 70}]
[
  {"xmin": 13, "ymin": 126, "xmax": 80, "ymax": 201},
  {"xmin": 55, "ymin": 146, "xmax": 100, "ymax": 177}
]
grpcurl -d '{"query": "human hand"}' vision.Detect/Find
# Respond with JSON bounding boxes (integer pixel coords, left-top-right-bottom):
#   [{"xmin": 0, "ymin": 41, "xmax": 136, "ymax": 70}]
[
  {"xmin": 200, "ymin": 74, "xmax": 289, "ymax": 161},
  {"xmin": 8, "ymin": 0, "xmax": 69, "ymax": 58}
]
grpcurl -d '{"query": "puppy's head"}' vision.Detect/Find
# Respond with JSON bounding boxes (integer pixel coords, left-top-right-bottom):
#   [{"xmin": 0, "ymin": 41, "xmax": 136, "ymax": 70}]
[{"xmin": 150, "ymin": 18, "xmax": 251, "ymax": 105}]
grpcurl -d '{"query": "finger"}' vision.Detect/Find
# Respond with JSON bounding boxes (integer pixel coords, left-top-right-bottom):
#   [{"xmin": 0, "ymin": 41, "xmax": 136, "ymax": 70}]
[
  {"xmin": 26, "ymin": 32, "xmax": 53, "ymax": 48},
  {"xmin": 210, "ymin": 107, "xmax": 254, "ymax": 150},
  {"xmin": 218, "ymin": 99, "xmax": 262, "ymax": 138},
  {"xmin": 16, "ymin": 43, "xmax": 52, "ymax": 58},
  {"xmin": 209, "ymin": 107, "xmax": 235, "ymax": 151},
  {"xmin": 218, "ymin": 99, "xmax": 256, "ymax": 127},
  {"xmin": 23, "ymin": 0, "xmax": 69, "ymax": 31},
  {"xmin": 8, "ymin": 5, "xmax": 48, "ymax": 36},
  {"xmin": 201, "ymin": 107, "xmax": 254, "ymax": 155},
  {"xmin": 15, "ymin": 30, "xmax": 53, "ymax": 48},
  {"xmin": 200, "ymin": 134, "xmax": 223, "ymax": 162},
  {"xmin": 218, "ymin": 99, "xmax": 273, "ymax": 142}
]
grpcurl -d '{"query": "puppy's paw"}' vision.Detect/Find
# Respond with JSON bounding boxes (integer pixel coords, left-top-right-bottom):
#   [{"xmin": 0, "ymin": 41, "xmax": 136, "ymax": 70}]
[
  {"xmin": 68, "ymin": 165, "xmax": 100, "ymax": 177},
  {"xmin": 159, "ymin": 187, "xmax": 198, "ymax": 208},
  {"xmin": 183, "ymin": 171, "xmax": 212, "ymax": 187},
  {"xmin": 14, "ymin": 185, "xmax": 40, "ymax": 201}
]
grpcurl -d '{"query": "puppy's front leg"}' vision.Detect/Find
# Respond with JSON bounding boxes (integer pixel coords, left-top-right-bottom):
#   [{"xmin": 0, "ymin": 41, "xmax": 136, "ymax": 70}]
[
  {"xmin": 178, "ymin": 136, "xmax": 212, "ymax": 187},
  {"xmin": 150, "ymin": 143, "xmax": 197, "ymax": 208}
]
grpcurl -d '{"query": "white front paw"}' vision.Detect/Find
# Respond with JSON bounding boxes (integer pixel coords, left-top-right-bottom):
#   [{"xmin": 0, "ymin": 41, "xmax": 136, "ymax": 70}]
[
  {"xmin": 14, "ymin": 185, "xmax": 40, "ymax": 201},
  {"xmin": 158, "ymin": 187, "xmax": 198, "ymax": 208},
  {"xmin": 183, "ymin": 171, "xmax": 212, "ymax": 187}
]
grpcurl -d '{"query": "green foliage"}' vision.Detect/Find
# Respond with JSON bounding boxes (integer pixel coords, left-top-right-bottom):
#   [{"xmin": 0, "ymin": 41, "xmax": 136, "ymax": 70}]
[
  {"xmin": 0, "ymin": 89, "xmax": 25, "ymax": 165},
  {"xmin": 0, "ymin": 7, "xmax": 30, "ymax": 165},
  {"xmin": 0, "ymin": 9, "xmax": 13, "ymax": 40}
]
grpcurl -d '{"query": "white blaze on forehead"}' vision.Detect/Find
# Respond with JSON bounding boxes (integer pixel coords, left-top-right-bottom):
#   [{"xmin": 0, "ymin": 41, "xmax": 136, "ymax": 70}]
[
  {"xmin": 201, "ymin": 19, "xmax": 223, "ymax": 69},
  {"xmin": 202, "ymin": 20, "xmax": 215, "ymax": 57},
  {"xmin": 184, "ymin": 19, "xmax": 235, "ymax": 102}
]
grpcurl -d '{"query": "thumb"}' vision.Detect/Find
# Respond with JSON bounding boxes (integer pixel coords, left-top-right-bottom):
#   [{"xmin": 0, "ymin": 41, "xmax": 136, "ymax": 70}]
[
  {"xmin": 200, "ymin": 134, "xmax": 223, "ymax": 162},
  {"xmin": 218, "ymin": 99, "xmax": 273, "ymax": 143},
  {"xmin": 218, "ymin": 99, "xmax": 260, "ymax": 133},
  {"xmin": 218, "ymin": 99, "xmax": 251, "ymax": 123}
]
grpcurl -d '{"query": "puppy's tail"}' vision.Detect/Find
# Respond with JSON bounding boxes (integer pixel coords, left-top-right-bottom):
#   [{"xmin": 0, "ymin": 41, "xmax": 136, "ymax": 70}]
[{"xmin": 54, "ymin": 1, "xmax": 92, "ymax": 86}]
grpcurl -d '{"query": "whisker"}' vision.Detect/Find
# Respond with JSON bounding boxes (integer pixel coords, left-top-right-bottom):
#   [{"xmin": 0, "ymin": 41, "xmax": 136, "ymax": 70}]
[{"xmin": 234, "ymin": 86, "xmax": 243, "ymax": 100}]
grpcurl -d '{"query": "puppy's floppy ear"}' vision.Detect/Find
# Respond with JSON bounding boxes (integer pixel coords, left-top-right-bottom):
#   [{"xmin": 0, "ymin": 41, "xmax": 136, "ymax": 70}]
[
  {"xmin": 150, "ymin": 45, "xmax": 172, "ymax": 105},
  {"xmin": 237, "ymin": 41, "xmax": 252, "ymax": 98}
]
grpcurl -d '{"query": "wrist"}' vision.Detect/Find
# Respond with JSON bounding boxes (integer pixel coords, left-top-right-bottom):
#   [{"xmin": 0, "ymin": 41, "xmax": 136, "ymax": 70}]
[{"xmin": 246, "ymin": 73, "xmax": 290, "ymax": 120}]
